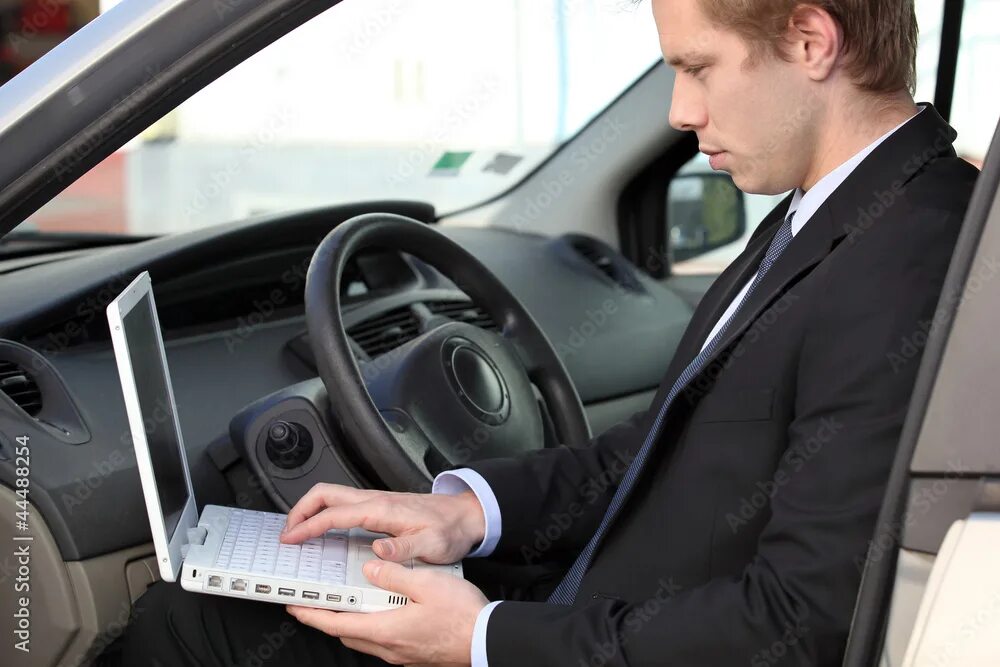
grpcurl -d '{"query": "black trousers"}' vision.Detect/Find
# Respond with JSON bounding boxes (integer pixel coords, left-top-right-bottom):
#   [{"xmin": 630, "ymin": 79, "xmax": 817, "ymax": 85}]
[
  {"xmin": 118, "ymin": 579, "xmax": 380, "ymax": 667},
  {"xmin": 109, "ymin": 559, "xmax": 559, "ymax": 667}
]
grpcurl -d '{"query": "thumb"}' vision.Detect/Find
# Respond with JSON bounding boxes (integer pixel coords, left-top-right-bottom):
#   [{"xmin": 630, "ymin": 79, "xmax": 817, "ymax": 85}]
[
  {"xmin": 363, "ymin": 560, "xmax": 427, "ymax": 600},
  {"xmin": 372, "ymin": 532, "xmax": 432, "ymax": 562}
]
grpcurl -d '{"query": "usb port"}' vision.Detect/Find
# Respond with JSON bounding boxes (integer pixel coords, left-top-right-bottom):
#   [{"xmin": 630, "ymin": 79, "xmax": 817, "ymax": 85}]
[
  {"xmin": 255, "ymin": 584, "xmax": 272, "ymax": 594},
  {"xmin": 326, "ymin": 594, "xmax": 342, "ymax": 603},
  {"xmin": 207, "ymin": 575, "xmax": 223, "ymax": 588},
  {"xmin": 230, "ymin": 578, "xmax": 247, "ymax": 592},
  {"xmin": 302, "ymin": 591, "xmax": 319, "ymax": 600},
  {"xmin": 278, "ymin": 588, "xmax": 295, "ymax": 597}
]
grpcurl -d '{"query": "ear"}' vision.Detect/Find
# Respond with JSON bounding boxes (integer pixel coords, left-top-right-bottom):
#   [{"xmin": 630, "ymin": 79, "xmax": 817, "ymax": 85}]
[{"xmin": 785, "ymin": 4, "xmax": 842, "ymax": 82}]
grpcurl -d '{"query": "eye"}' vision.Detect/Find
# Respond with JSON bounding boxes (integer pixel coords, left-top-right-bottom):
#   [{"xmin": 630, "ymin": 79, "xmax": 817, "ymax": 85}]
[{"xmin": 685, "ymin": 65, "xmax": 707, "ymax": 78}]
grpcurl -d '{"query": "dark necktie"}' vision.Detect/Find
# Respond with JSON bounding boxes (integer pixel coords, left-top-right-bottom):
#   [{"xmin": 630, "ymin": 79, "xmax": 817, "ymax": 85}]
[{"xmin": 547, "ymin": 212, "xmax": 796, "ymax": 605}]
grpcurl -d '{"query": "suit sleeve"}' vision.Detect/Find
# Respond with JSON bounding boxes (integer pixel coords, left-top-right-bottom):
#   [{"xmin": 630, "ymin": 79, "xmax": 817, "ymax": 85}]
[
  {"xmin": 464, "ymin": 407, "xmax": 651, "ymax": 564},
  {"xmin": 479, "ymin": 206, "xmax": 962, "ymax": 665}
]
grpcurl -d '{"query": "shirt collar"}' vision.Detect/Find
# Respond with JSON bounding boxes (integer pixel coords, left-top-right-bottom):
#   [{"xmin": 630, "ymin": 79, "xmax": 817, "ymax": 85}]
[{"xmin": 786, "ymin": 105, "xmax": 925, "ymax": 235}]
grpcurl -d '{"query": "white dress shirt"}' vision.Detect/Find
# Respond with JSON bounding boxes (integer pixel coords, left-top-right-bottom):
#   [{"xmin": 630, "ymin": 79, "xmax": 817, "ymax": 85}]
[{"xmin": 433, "ymin": 105, "xmax": 923, "ymax": 667}]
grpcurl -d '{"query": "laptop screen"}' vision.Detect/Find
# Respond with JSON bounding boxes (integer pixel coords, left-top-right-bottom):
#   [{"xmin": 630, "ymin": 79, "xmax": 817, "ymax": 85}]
[{"xmin": 121, "ymin": 291, "xmax": 190, "ymax": 541}]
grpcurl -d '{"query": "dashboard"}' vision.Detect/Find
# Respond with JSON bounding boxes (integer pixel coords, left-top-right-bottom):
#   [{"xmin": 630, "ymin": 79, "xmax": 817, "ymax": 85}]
[{"xmin": 0, "ymin": 200, "xmax": 694, "ymax": 561}]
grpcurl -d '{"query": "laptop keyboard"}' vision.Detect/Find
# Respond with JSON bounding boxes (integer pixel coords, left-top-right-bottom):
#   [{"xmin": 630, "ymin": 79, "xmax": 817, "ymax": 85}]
[{"xmin": 214, "ymin": 509, "xmax": 347, "ymax": 584}]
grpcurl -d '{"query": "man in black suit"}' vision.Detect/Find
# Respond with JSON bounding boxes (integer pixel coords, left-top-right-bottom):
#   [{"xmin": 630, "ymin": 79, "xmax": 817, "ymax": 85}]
[{"xmin": 119, "ymin": 0, "xmax": 979, "ymax": 665}]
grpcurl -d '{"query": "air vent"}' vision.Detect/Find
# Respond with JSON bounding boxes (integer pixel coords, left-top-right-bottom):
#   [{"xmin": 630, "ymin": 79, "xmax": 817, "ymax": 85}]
[
  {"xmin": 387, "ymin": 594, "xmax": 408, "ymax": 606},
  {"xmin": 346, "ymin": 306, "xmax": 421, "ymax": 357},
  {"xmin": 0, "ymin": 360, "xmax": 43, "ymax": 417},
  {"xmin": 425, "ymin": 300, "xmax": 499, "ymax": 332},
  {"xmin": 575, "ymin": 244, "xmax": 615, "ymax": 279},
  {"xmin": 566, "ymin": 235, "xmax": 645, "ymax": 294}
]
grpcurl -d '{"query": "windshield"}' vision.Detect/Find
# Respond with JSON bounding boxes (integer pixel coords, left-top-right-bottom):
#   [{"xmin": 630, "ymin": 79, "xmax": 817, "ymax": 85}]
[{"xmin": 18, "ymin": 0, "xmax": 660, "ymax": 236}]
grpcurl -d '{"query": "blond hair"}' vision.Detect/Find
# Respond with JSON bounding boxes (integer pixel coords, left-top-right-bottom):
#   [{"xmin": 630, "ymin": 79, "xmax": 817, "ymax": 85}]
[{"xmin": 700, "ymin": 0, "xmax": 918, "ymax": 94}]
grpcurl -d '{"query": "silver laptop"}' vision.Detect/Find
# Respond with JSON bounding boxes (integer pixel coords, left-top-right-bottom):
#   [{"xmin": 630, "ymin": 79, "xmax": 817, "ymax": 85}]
[{"xmin": 107, "ymin": 271, "xmax": 463, "ymax": 612}]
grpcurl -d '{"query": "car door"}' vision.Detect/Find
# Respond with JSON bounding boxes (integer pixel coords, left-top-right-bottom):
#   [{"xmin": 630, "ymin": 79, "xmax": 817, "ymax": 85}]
[
  {"xmin": 843, "ymin": 115, "xmax": 1000, "ymax": 667},
  {"xmin": 841, "ymin": 2, "xmax": 1000, "ymax": 664}
]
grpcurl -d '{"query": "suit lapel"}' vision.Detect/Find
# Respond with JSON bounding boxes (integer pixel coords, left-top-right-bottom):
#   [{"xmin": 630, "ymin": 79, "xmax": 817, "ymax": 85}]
[
  {"xmin": 667, "ymin": 202, "xmax": 788, "ymax": 378},
  {"xmin": 659, "ymin": 196, "xmax": 790, "ymax": 393},
  {"xmin": 584, "ymin": 210, "xmax": 831, "ymax": 562},
  {"xmin": 670, "ymin": 205, "xmax": 836, "ymax": 400},
  {"xmin": 589, "ymin": 213, "xmax": 841, "ymax": 561}
]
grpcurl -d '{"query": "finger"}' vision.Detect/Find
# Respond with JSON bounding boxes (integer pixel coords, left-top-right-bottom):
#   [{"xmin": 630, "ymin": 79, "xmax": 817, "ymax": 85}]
[
  {"xmin": 283, "ymin": 484, "xmax": 372, "ymax": 534},
  {"xmin": 372, "ymin": 532, "xmax": 436, "ymax": 563},
  {"xmin": 363, "ymin": 560, "xmax": 434, "ymax": 600},
  {"xmin": 282, "ymin": 498, "xmax": 401, "ymax": 544},
  {"xmin": 341, "ymin": 636, "xmax": 401, "ymax": 663},
  {"xmin": 285, "ymin": 605, "xmax": 384, "ymax": 640}
]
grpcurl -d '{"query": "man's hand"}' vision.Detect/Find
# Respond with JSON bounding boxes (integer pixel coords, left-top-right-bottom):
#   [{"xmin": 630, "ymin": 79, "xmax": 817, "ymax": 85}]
[
  {"xmin": 286, "ymin": 559, "xmax": 488, "ymax": 666},
  {"xmin": 281, "ymin": 483, "xmax": 486, "ymax": 564}
]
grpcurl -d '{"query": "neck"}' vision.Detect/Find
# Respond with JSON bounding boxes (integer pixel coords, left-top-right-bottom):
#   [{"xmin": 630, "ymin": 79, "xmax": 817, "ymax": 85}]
[{"xmin": 800, "ymin": 90, "xmax": 918, "ymax": 191}]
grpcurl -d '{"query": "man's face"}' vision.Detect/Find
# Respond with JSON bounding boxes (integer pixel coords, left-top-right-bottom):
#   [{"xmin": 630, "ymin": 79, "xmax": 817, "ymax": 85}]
[{"xmin": 653, "ymin": 0, "xmax": 823, "ymax": 194}]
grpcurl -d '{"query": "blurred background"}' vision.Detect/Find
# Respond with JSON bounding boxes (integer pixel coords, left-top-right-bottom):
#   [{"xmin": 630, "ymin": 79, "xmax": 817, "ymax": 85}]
[
  {"xmin": 1, "ymin": 0, "xmax": 998, "ymax": 271},
  {"xmin": 0, "ymin": 1, "xmax": 99, "ymax": 82}
]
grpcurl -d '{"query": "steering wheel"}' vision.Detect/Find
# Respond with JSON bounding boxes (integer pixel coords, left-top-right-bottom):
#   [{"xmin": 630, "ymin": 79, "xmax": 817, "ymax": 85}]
[{"xmin": 304, "ymin": 213, "xmax": 591, "ymax": 491}]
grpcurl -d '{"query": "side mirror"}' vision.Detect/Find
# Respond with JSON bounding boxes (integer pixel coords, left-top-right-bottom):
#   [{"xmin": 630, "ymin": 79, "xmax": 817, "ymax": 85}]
[{"xmin": 666, "ymin": 172, "xmax": 746, "ymax": 264}]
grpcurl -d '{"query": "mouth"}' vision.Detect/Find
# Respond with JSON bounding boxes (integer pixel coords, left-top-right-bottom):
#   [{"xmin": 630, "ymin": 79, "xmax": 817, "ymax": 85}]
[{"xmin": 700, "ymin": 147, "xmax": 727, "ymax": 170}]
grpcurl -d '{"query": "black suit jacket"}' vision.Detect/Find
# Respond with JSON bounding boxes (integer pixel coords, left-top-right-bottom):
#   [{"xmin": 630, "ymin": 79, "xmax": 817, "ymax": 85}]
[{"xmin": 466, "ymin": 104, "xmax": 979, "ymax": 666}]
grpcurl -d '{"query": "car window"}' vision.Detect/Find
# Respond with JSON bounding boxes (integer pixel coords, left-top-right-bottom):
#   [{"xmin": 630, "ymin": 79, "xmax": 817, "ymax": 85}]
[
  {"xmin": 950, "ymin": 0, "xmax": 1000, "ymax": 167},
  {"xmin": 0, "ymin": 1, "xmax": 99, "ymax": 87},
  {"xmin": 16, "ymin": 0, "xmax": 661, "ymax": 236},
  {"xmin": 669, "ymin": 0, "xmax": 947, "ymax": 276}
]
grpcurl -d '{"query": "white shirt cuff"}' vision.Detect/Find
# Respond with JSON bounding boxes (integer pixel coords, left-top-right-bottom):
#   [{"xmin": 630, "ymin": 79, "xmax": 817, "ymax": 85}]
[
  {"xmin": 431, "ymin": 468, "xmax": 502, "ymax": 557},
  {"xmin": 471, "ymin": 601, "xmax": 502, "ymax": 667}
]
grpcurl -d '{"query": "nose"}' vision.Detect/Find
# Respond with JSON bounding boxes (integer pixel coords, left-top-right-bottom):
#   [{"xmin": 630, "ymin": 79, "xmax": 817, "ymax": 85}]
[{"xmin": 668, "ymin": 75, "xmax": 706, "ymax": 132}]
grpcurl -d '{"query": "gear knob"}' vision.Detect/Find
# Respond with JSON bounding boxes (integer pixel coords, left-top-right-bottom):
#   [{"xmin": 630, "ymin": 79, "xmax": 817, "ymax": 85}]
[{"xmin": 265, "ymin": 419, "xmax": 313, "ymax": 469}]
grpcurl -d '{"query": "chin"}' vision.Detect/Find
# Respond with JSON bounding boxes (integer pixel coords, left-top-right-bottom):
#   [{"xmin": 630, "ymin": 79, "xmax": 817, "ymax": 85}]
[
  {"xmin": 733, "ymin": 173, "xmax": 783, "ymax": 196},
  {"xmin": 730, "ymin": 172, "xmax": 759, "ymax": 194}
]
